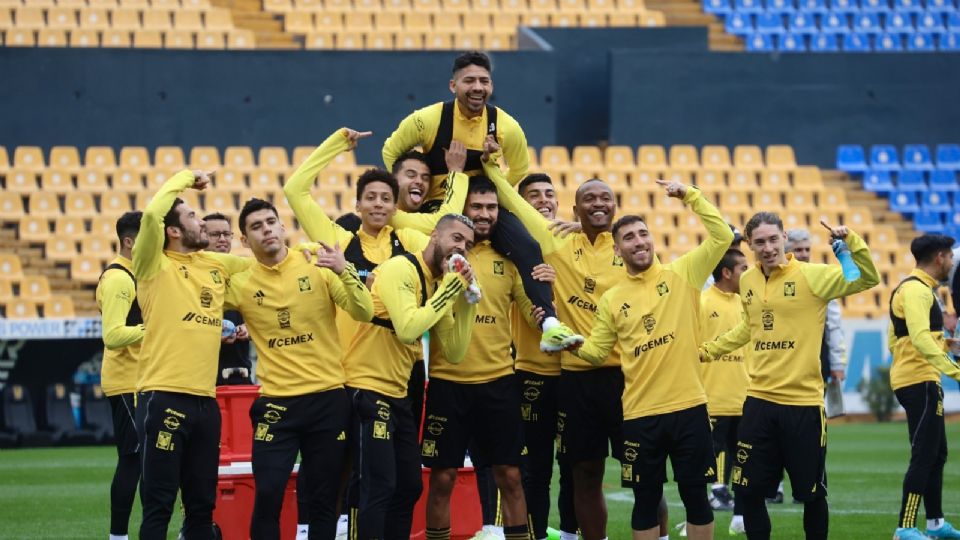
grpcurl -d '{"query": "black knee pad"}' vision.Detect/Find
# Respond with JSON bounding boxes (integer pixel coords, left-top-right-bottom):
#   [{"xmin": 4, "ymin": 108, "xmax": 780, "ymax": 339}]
[
  {"xmin": 631, "ymin": 485, "xmax": 664, "ymax": 531},
  {"xmin": 677, "ymin": 483, "xmax": 713, "ymax": 526}
]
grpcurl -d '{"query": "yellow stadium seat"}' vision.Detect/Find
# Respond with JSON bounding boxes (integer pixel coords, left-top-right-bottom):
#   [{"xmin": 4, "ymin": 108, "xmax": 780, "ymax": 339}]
[
  {"xmin": 0, "ymin": 146, "xmax": 11, "ymax": 173},
  {"xmin": 88, "ymin": 0, "xmax": 119, "ymax": 7},
  {"xmin": 197, "ymin": 30, "xmax": 225, "ymax": 47},
  {"xmin": 40, "ymin": 169, "xmax": 74, "ymax": 193},
  {"xmin": 0, "ymin": 9, "xmax": 12, "ymax": 29},
  {"xmin": 64, "ymin": 191, "xmax": 97, "ymax": 217},
  {"xmin": 5, "ymin": 299, "xmax": 39, "ymax": 319},
  {"xmin": 14, "ymin": 146, "xmax": 45, "ymax": 171},
  {"xmin": 118, "ymin": 146, "xmax": 150, "ymax": 172},
  {"xmin": 254, "ymin": 147, "xmax": 287, "ymax": 173},
  {"xmin": 784, "ymin": 190, "xmax": 815, "ymax": 211},
  {"xmin": 621, "ymin": 191, "xmax": 651, "ymax": 213},
  {"xmin": 285, "ymin": 11, "xmax": 313, "ymax": 32},
  {"xmin": 454, "ymin": 31, "xmax": 482, "ymax": 49},
  {"xmin": 15, "ymin": 7, "xmax": 45, "ymax": 29},
  {"xmin": 291, "ymin": 146, "xmax": 314, "ymax": 168},
  {"xmin": 718, "ymin": 191, "xmax": 752, "ymax": 214},
  {"xmin": 295, "ymin": 0, "xmax": 324, "ymax": 10},
  {"xmin": 20, "ymin": 275, "xmax": 52, "ymax": 301},
  {"xmin": 485, "ymin": 30, "xmax": 513, "ymax": 49},
  {"xmin": 558, "ymin": 0, "xmax": 585, "ymax": 11},
  {"xmin": 248, "ymin": 169, "xmax": 279, "ymax": 190},
  {"xmin": 603, "ymin": 146, "xmax": 634, "ymax": 171},
  {"xmin": 142, "ymin": 9, "xmax": 172, "ymax": 30},
  {"xmin": 792, "ymin": 166, "xmax": 823, "ymax": 190},
  {"xmin": 632, "ymin": 169, "xmax": 661, "ymax": 192},
  {"xmin": 110, "ymin": 8, "xmax": 140, "ymax": 29},
  {"xmin": 552, "ymin": 13, "xmax": 578, "ymax": 26},
  {"xmin": 539, "ymin": 146, "xmax": 571, "ymax": 172},
  {"xmin": 84, "ymin": 146, "xmax": 117, "ymax": 171},
  {"xmin": 580, "ymin": 12, "xmax": 604, "ymax": 26},
  {"xmin": 174, "ymin": 9, "xmax": 204, "ymax": 31},
  {"xmin": 45, "ymin": 237, "xmax": 77, "ymax": 262},
  {"xmin": 733, "ymin": 145, "xmax": 764, "ymax": 170},
  {"xmin": 71, "ymin": 255, "xmax": 105, "ymax": 283},
  {"xmin": 844, "ymin": 206, "xmax": 874, "ymax": 231},
  {"xmin": 423, "ymin": 31, "xmax": 452, "ymax": 49},
  {"xmin": 28, "ymin": 192, "xmax": 61, "ymax": 217},
  {"xmin": 81, "ymin": 236, "xmax": 115, "ymax": 260},
  {"xmin": 765, "ymin": 145, "xmax": 796, "ymax": 170},
  {"xmin": 607, "ymin": 13, "xmax": 637, "ymax": 26},
  {"xmin": 365, "ymin": 31, "xmax": 391, "ymax": 49},
  {"xmin": 164, "ymin": 29, "xmax": 193, "ymax": 48},
  {"xmin": 18, "ymin": 216, "xmax": 50, "ymax": 243},
  {"xmin": 112, "ymin": 170, "xmax": 145, "ymax": 192},
  {"xmin": 640, "ymin": 10, "xmax": 665, "ymax": 26},
  {"xmin": 0, "ymin": 192, "xmax": 25, "ymax": 220},
  {"xmin": 383, "ymin": 0, "xmax": 409, "ymax": 10},
  {"xmin": 151, "ymin": 0, "xmax": 179, "ymax": 8},
  {"xmin": 344, "ymin": 12, "xmax": 372, "ymax": 30},
  {"xmin": 588, "ymin": 0, "xmax": 617, "ymax": 12},
  {"xmin": 4, "ymin": 28, "xmax": 36, "ymax": 46},
  {"xmin": 58, "ymin": 0, "xmax": 87, "ymax": 6},
  {"xmin": 700, "ymin": 145, "xmax": 731, "ymax": 169},
  {"xmin": 374, "ymin": 11, "xmax": 401, "ymax": 30},
  {"xmin": 662, "ymin": 169, "xmax": 692, "ymax": 186},
  {"xmin": 78, "ymin": 8, "xmax": 110, "ymax": 29},
  {"xmin": 49, "ymin": 146, "xmax": 81, "ymax": 172},
  {"xmin": 572, "ymin": 146, "xmax": 603, "ymax": 169},
  {"xmin": 203, "ymin": 190, "xmax": 237, "ymax": 213},
  {"xmin": 444, "ymin": 0, "xmax": 470, "ymax": 11},
  {"xmin": 155, "ymin": 146, "xmax": 185, "ymax": 169},
  {"xmin": 227, "ymin": 29, "xmax": 255, "ymax": 48},
  {"xmin": 819, "ymin": 187, "xmax": 847, "ymax": 209},
  {"xmin": 263, "ymin": 0, "xmax": 293, "ymax": 11},
  {"xmin": 204, "ymin": 8, "xmax": 231, "ymax": 30},
  {"xmin": 134, "ymin": 30, "xmax": 164, "ymax": 47},
  {"xmin": 222, "ymin": 146, "xmax": 254, "ymax": 172},
  {"xmin": 619, "ymin": 0, "xmax": 645, "ymax": 10},
  {"xmin": 778, "ymin": 210, "xmax": 805, "ymax": 230},
  {"xmin": 695, "ymin": 170, "xmax": 725, "ymax": 193},
  {"xmin": 101, "ymin": 29, "xmax": 132, "ymax": 47},
  {"xmin": 753, "ymin": 189, "xmax": 782, "ymax": 209},
  {"xmin": 727, "ymin": 169, "xmax": 757, "ymax": 189},
  {"xmin": 43, "ymin": 296, "xmax": 76, "ymax": 318},
  {"xmin": 89, "ymin": 215, "xmax": 114, "ymax": 238},
  {"xmin": 668, "ymin": 145, "xmax": 699, "ymax": 171},
  {"xmin": 135, "ymin": 189, "xmax": 198, "ymax": 211},
  {"xmin": 758, "ymin": 170, "xmax": 789, "ymax": 191},
  {"xmin": 637, "ymin": 145, "xmax": 666, "ymax": 169},
  {"xmin": 0, "ymin": 281, "xmax": 13, "ymax": 304},
  {"xmin": 0, "ymin": 254, "xmax": 24, "ymax": 282},
  {"xmin": 352, "ymin": 0, "xmax": 379, "ymax": 12},
  {"xmin": 433, "ymin": 11, "xmax": 461, "ymax": 29},
  {"xmin": 394, "ymin": 30, "xmax": 422, "ymax": 49},
  {"xmin": 99, "ymin": 191, "xmax": 132, "ymax": 217},
  {"xmin": 46, "ymin": 7, "xmax": 77, "ymax": 29},
  {"xmin": 843, "ymin": 291, "xmax": 877, "ymax": 319},
  {"xmin": 403, "ymin": 11, "xmax": 430, "ymax": 30},
  {"xmin": 6, "ymin": 169, "xmax": 38, "ymax": 193},
  {"xmin": 184, "ymin": 0, "xmax": 212, "ymax": 8},
  {"xmin": 213, "ymin": 171, "xmax": 246, "ymax": 194},
  {"xmin": 305, "ymin": 31, "xmax": 334, "ymax": 48},
  {"xmin": 336, "ymin": 30, "xmax": 365, "ymax": 49},
  {"xmin": 520, "ymin": 12, "xmax": 548, "ymax": 26}
]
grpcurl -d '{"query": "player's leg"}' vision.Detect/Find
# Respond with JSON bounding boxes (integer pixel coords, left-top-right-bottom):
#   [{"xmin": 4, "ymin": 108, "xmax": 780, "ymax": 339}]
[
  {"xmin": 408, "ymin": 360, "xmax": 426, "ymax": 435},
  {"xmin": 476, "ymin": 376, "xmax": 528, "ymax": 539},
  {"xmin": 422, "ymin": 378, "xmax": 470, "ymax": 538},
  {"xmin": 345, "ymin": 388, "xmax": 363, "ymax": 540},
  {"xmin": 301, "ymin": 390, "xmax": 350, "ymax": 540},
  {"xmin": 668, "ymin": 405, "xmax": 716, "ymax": 540},
  {"xmin": 136, "ymin": 391, "xmax": 187, "ymax": 540},
  {"xmin": 109, "ymin": 393, "xmax": 140, "ymax": 539},
  {"xmin": 355, "ymin": 390, "xmax": 399, "ymax": 540},
  {"xmin": 733, "ymin": 397, "xmax": 783, "ymax": 540},
  {"xmin": 621, "ymin": 416, "xmax": 667, "ymax": 540},
  {"xmin": 518, "ymin": 370, "xmax": 558, "ymax": 540},
  {"xmin": 557, "ymin": 458, "xmax": 579, "ymax": 540},
  {"xmin": 708, "ymin": 416, "xmax": 734, "ymax": 511},
  {"xmin": 249, "ymin": 396, "xmax": 301, "ymax": 540},
  {"xmin": 178, "ymin": 396, "xmax": 221, "ymax": 540},
  {"xmin": 385, "ymin": 397, "xmax": 424, "ymax": 540},
  {"xmin": 780, "ymin": 404, "xmax": 828, "ymax": 540}
]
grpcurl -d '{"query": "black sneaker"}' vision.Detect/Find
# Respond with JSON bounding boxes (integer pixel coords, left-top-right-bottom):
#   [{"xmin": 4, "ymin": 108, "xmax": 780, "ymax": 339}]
[{"xmin": 710, "ymin": 486, "xmax": 735, "ymax": 511}]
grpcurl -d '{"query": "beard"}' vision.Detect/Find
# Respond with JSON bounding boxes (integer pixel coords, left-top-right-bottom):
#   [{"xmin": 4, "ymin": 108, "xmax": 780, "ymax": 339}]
[{"xmin": 182, "ymin": 229, "xmax": 209, "ymax": 250}]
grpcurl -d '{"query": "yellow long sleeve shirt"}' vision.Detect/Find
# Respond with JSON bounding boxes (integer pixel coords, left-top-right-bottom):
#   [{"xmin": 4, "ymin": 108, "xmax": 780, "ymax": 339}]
[
  {"xmin": 96, "ymin": 255, "xmax": 144, "ymax": 396},
  {"xmin": 888, "ymin": 268, "xmax": 960, "ymax": 390},
  {"xmin": 575, "ymin": 189, "xmax": 733, "ymax": 419},
  {"xmin": 484, "ymin": 160, "xmax": 625, "ymax": 370},
  {"xmin": 699, "ymin": 286, "xmax": 750, "ymax": 416},
  {"xmin": 345, "ymin": 251, "xmax": 477, "ymax": 398},
  {"xmin": 429, "ymin": 242, "xmax": 534, "ymax": 383},
  {"xmin": 703, "ymin": 235, "xmax": 880, "ymax": 406},
  {"xmin": 382, "ymin": 102, "xmax": 529, "ymax": 202},
  {"xmin": 132, "ymin": 170, "xmax": 252, "ymax": 398},
  {"xmin": 225, "ymin": 250, "xmax": 373, "ymax": 397},
  {"xmin": 284, "ymin": 129, "xmax": 469, "ymax": 236}
]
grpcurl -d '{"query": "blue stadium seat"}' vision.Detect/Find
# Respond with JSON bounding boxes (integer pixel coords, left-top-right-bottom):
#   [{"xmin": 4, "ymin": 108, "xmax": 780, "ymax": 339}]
[
  {"xmin": 861, "ymin": 0, "xmax": 890, "ymax": 10},
  {"xmin": 917, "ymin": 12, "xmax": 945, "ymax": 33},
  {"xmin": 894, "ymin": 0, "xmax": 926, "ymax": 13},
  {"xmin": 831, "ymin": 0, "xmax": 861, "ymax": 14},
  {"xmin": 705, "ymin": 0, "xmax": 734, "ymax": 15},
  {"xmin": 914, "ymin": 210, "xmax": 945, "ymax": 233},
  {"xmin": 854, "ymin": 12, "xmax": 884, "ymax": 33},
  {"xmin": 757, "ymin": 12, "xmax": 788, "ymax": 33},
  {"xmin": 863, "ymin": 170, "xmax": 896, "ymax": 192},
  {"xmin": 947, "ymin": 12, "xmax": 960, "ymax": 31},
  {"xmin": 930, "ymin": 170, "xmax": 959, "ymax": 192},
  {"xmin": 766, "ymin": 0, "xmax": 797, "ymax": 14},
  {"xmin": 727, "ymin": 13, "xmax": 755, "ymax": 35},
  {"xmin": 789, "ymin": 12, "xmax": 819, "ymax": 32},
  {"xmin": 871, "ymin": 144, "xmax": 901, "ymax": 170},
  {"xmin": 890, "ymin": 190, "xmax": 921, "ymax": 213},
  {"xmin": 897, "ymin": 170, "xmax": 927, "ymax": 191},
  {"xmin": 884, "ymin": 12, "xmax": 915, "ymax": 33},
  {"xmin": 937, "ymin": 144, "xmax": 960, "ymax": 170},
  {"xmin": 843, "ymin": 31, "xmax": 873, "ymax": 49},
  {"xmin": 837, "ymin": 144, "xmax": 869, "ymax": 171},
  {"xmin": 798, "ymin": 0, "xmax": 830, "ymax": 13},
  {"xmin": 736, "ymin": 0, "xmax": 766, "ymax": 14},
  {"xmin": 877, "ymin": 32, "xmax": 905, "ymax": 49},
  {"xmin": 822, "ymin": 12, "xmax": 852, "ymax": 32},
  {"xmin": 779, "ymin": 32, "xmax": 808, "ymax": 49},
  {"xmin": 922, "ymin": 191, "xmax": 953, "ymax": 212},
  {"xmin": 810, "ymin": 32, "xmax": 841, "ymax": 49},
  {"xmin": 907, "ymin": 32, "xmax": 937, "ymax": 50},
  {"xmin": 925, "ymin": 0, "xmax": 957, "ymax": 14},
  {"xmin": 747, "ymin": 32, "xmax": 777, "ymax": 49},
  {"xmin": 903, "ymin": 144, "xmax": 934, "ymax": 170},
  {"xmin": 941, "ymin": 32, "xmax": 960, "ymax": 50}
]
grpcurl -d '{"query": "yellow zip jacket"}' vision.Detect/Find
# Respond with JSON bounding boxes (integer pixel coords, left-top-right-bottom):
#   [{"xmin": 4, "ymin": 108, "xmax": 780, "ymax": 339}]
[
  {"xmin": 888, "ymin": 268, "xmax": 960, "ymax": 390},
  {"xmin": 225, "ymin": 250, "xmax": 372, "ymax": 397},
  {"xmin": 703, "ymin": 236, "xmax": 880, "ymax": 406},
  {"xmin": 382, "ymin": 102, "xmax": 529, "ymax": 202},
  {"xmin": 513, "ymin": 301, "xmax": 558, "ymax": 376},
  {"xmin": 97, "ymin": 255, "xmax": 144, "ymax": 396},
  {"xmin": 699, "ymin": 286, "xmax": 750, "ymax": 416},
  {"xmin": 574, "ymin": 189, "xmax": 733, "ymax": 419}
]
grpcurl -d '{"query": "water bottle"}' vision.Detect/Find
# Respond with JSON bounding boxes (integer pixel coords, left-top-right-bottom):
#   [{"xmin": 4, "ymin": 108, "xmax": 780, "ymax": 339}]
[
  {"xmin": 222, "ymin": 319, "xmax": 236, "ymax": 338},
  {"xmin": 831, "ymin": 239, "xmax": 861, "ymax": 281}
]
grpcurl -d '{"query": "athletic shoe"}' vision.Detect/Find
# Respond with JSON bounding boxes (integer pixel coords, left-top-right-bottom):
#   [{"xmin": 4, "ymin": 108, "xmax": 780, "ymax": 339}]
[
  {"xmin": 928, "ymin": 521, "xmax": 960, "ymax": 539},
  {"xmin": 766, "ymin": 491, "xmax": 784, "ymax": 504},
  {"xmin": 675, "ymin": 521, "xmax": 688, "ymax": 537},
  {"xmin": 895, "ymin": 527, "xmax": 929, "ymax": 540},
  {"xmin": 296, "ymin": 525, "xmax": 309, "ymax": 540},
  {"xmin": 711, "ymin": 485, "xmax": 735, "ymax": 511},
  {"xmin": 471, "ymin": 529, "xmax": 505, "ymax": 540},
  {"xmin": 541, "ymin": 323, "xmax": 584, "ymax": 352},
  {"xmin": 728, "ymin": 517, "xmax": 746, "ymax": 536}
]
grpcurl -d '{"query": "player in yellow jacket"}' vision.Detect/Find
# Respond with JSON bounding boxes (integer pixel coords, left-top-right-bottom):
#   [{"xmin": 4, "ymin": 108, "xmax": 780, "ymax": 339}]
[
  {"xmin": 702, "ymin": 211, "xmax": 880, "ymax": 540},
  {"xmin": 572, "ymin": 179, "xmax": 733, "ymax": 540},
  {"xmin": 96, "ymin": 211, "xmax": 145, "ymax": 540},
  {"xmin": 887, "ymin": 234, "xmax": 960, "ymax": 540}
]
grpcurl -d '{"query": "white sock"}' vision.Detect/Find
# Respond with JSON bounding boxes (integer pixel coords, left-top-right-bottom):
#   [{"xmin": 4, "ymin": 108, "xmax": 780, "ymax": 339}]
[
  {"xmin": 295, "ymin": 523, "xmax": 309, "ymax": 540},
  {"xmin": 483, "ymin": 524, "xmax": 505, "ymax": 538},
  {"xmin": 560, "ymin": 532, "xmax": 579, "ymax": 540},
  {"xmin": 109, "ymin": 535, "xmax": 129, "ymax": 540},
  {"xmin": 929, "ymin": 518, "xmax": 945, "ymax": 530},
  {"xmin": 731, "ymin": 514, "xmax": 744, "ymax": 526},
  {"xmin": 777, "ymin": 481, "xmax": 784, "ymax": 494},
  {"xmin": 660, "ymin": 536, "xmax": 669, "ymax": 540},
  {"xmin": 542, "ymin": 316, "xmax": 560, "ymax": 331},
  {"xmin": 712, "ymin": 482, "xmax": 726, "ymax": 489}
]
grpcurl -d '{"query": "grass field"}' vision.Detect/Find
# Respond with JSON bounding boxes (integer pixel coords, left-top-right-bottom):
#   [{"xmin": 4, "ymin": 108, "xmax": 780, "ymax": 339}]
[{"xmin": 1, "ymin": 422, "xmax": 958, "ymax": 539}]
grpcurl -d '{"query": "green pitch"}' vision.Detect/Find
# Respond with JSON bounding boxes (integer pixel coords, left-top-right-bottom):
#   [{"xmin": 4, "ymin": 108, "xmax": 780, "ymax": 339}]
[{"xmin": 0, "ymin": 422, "xmax": 957, "ymax": 539}]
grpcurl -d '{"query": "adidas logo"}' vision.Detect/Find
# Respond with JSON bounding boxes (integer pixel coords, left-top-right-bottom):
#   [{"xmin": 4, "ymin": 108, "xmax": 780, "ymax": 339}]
[
  {"xmin": 254, "ymin": 289, "xmax": 265, "ymax": 306},
  {"xmin": 336, "ymin": 431, "xmax": 346, "ymax": 441},
  {"xmin": 710, "ymin": 311, "xmax": 720, "ymax": 318}
]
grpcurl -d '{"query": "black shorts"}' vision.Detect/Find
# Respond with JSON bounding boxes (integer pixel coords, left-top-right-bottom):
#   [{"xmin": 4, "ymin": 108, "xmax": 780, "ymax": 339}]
[
  {"xmin": 732, "ymin": 396, "xmax": 827, "ymax": 502},
  {"xmin": 249, "ymin": 388, "xmax": 350, "ymax": 458},
  {"xmin": 620, "ymin": 404, "xmax": 716, "ymax": 488},
  {"xmin": 557, "ymin": 368, "xmax": 624, "ymax": 463},
  {"xmin": 109, "ymin": 393, "xmax": 139, "ymax": 456},
  {"xmin": 421, "ymin": 375, "xmax": 523, "ymax": 468},
  {"xmin": 710, "ymin": 415, "xmax": 741, "ymax": 485}
]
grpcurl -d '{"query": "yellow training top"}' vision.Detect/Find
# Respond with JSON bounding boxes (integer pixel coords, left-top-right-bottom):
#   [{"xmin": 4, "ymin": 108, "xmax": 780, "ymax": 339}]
[
  {"xmin": 888, "ymin": 268, "xmax": 960, "ymax": 391},
  {"xmin": 429, "ymin": 241, "xmax": 534, "ymax": 383},
  {"xmin": 97, "ymin": 255, "xmax": 144, "ymax": 396},
  {"xmin": 513, "ymin": 301, "xmax": 559, "ymax": 376},
  {"xmin": 699, "ymin": 285, "xmax": 750, "ymax": 416},
  {"xmin": 575, "ymin": 188, "xmax": 733, "ymax": 419},
  {"xmin": 703, "ymin": 236, "xmax": 880, "ymax": 406},
  {"xmin": 225, "ymin": 249, "xmax": 373, "ymax": 397}
]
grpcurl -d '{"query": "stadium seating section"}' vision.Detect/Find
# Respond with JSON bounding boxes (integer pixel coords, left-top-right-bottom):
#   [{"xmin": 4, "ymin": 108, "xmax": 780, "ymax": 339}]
[
  {"xmin": 705, "ymin": 0, "xmax": 960, "ymax": 52},
  {"xmin": 0, "ymin": 142, "xmax": 936, "ymax": 320}
]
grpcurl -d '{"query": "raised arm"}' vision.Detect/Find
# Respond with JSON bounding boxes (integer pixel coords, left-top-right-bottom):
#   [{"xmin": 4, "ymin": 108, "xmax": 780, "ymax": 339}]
[
  {"xmin": 668, "ymin": 182, "xmax": 735, "ymax": 289},
  {"xmin": 133, "ymin": 169, "xmax": 195, "ymax": 280},
  {"xmin": 802, "ymin": 230, "xmax": 881, "ymax": 301},
  {"xmin": 573, "ymin": 293, "xmax": 618, "ymax": 366},
  {"xmin": 379, "ymin": 260, "xmax": 468, "ymax": 344},
  {"xmin": 99, "ymin": 271, "xmax": 144, "ymax": 349},
  {"xmin": 481, "ymin": 159, "xmax": 561, "ymax": 254},
  {"xmin": 382, "ymin": 105, "xmax": 440, "ymax": 171},
  {"xmin": 498, "ymin": 113, "xmax": 530, "ymax": 186}
]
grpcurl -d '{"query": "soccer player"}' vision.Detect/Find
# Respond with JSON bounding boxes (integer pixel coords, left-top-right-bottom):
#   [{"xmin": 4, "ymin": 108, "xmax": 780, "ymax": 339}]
[
  {"xmin": 888, "ymin": 234, "xmax": 960, "ymax": 540},
  {"xmin": 514, "ymin": 173, "xmax": 579, "ymax": 540},
  {"xmin": 571, "ymin": 179, "xmax": 733, "ymax": 540},
  {"xmin": 132, "ymin": 169, "xmax": 253, "ymax": 540},
  {"xmin": 482, "ymin": 159, "xmax": 622, "ymax": 540},
  {"xmin": 203, "ymin": 213, "xmax": 252, "ymax": 385},
  {"xmin": 699, "ymin": 249, "xmax": 750, "ymax": 533},
  {"xmin": 344, "ymin": 214, "xmax": 479, "ymax": 540},
  {"xmin": 223, "ymin": 198, "xmax": 373, "ymax": 540},
  {"xmin": 97, "ymin": 211, "xmax": 144, "ymax": 540},
  {"xmin": 421, "ymin": 177, "xmax": 534, "ymax": 540},
  {"xmin": 702, "ymin": 212, "xmax": 880, "ymax": 540},
  {"xmin": 382, "ymin": 51, "xmax": 581, "ymax": 353}
]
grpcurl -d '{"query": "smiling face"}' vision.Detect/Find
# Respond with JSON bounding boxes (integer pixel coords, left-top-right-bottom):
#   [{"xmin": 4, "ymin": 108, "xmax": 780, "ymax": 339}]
[
  {"xmin": 748, "ymin": 223, "xmax": 788, "ymax": 274},
  {"xmin": 574, "ymin": 180, "xmax": 616, "ymax": 233},
  {"xmin": 521, "ymin": 180, "xmax": 558, "ymax": 220},
  {"xmin": 463, "ymin": 190, "xmax": 499, "ymax": 242},
  {"xmin": 614, "ymin": 220, "xmax": 654, "ymax": 274},
  {"xmin": 395, "ymin": 158, "xmax": 431, "ymax": 212},
  {"xmin": 450, "ymin": 65, "xmax": 493, "ymax": 117},
  {"xmin": 203, "ymin": 218, "xmax": 233, "ymax": 253},
  {"xmin": 169, "ymin": 202, "xmax": 209, "ymax": 250},
  {"xmin": 241, "ymin": 208, "xmax": 286, "ymax": 260},
  {"xmin": 431, "ymin": 219, "xmax": 476, "ymax": 272},
  {"xmin": 356, "ymin": 180, "xmax": 397, "ymax": 233}
]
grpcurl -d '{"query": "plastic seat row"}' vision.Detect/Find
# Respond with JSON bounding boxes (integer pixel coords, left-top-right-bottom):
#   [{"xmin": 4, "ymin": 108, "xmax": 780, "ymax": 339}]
[
  {"xmin": 889, "ymin": 191, "xmax": 960, "ymax": 214},
  {"xmin": 726, "ymin": 11, "xmax": 959, "ymax": 35},
  {"xmin": 706, "ymin": 0, "xmax": 957, "ymax": 16},
  {"xmin": 2, "ymin": 0, "xmax": 210, "ymax": 8},
  {"xmin": 265, "ymin": 0, "xmax": 646, "ymax": 13},
  {"xmin": 837, "ymin": 143, "xmax": 960, "ymax": 172},
  {"xmin": 0, "ymin": 384, "xmax": 107, "ymax": 447},
  {"xmin": 2, "ymin": 27, "xmax": 252, "ymax": 47},
  {"xmin": 862, "ymin": 170, "xmax": 959, "ymax": 193},
  {"xmin": 744, "ymin": 29, "xmax": 959, "ymax": 49},
  {"xmin": 0, "ymin": 6, "xmax": 234, "ymax": 31}
]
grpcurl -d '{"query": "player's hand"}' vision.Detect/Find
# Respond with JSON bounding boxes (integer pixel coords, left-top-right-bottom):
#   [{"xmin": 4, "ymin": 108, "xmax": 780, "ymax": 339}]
[
  {"xmin": 445, "ymin": 140, "xmax": 467, "ymax": 173},
  {"xmin": 656, "ymin": 178, "xmax": 687, "ymax": 199},
  {"xmin": 342, "ymin": 128, "xmax": 373, "ymax": 151},
  {"xmin": 314, "ymin": 241, "xmax": 346, "ymax": 275},
  {"xmin": 365, "ymin": 272, "xmax": 376, "ymax": 289},
  {"xmin": 820, "ymin": 219, "xmax": 849, "ymax": 241},
  {"xmin": 548, "ymin": 219, "xmax": 582, "ymax": 238},
  {"xmin": 482, "ymin": 134, "xmax": 500, "ymax": 163},
  {"xmin": 221, "ymin": 332, "xmax": 236, "ymax": 345},
  {"xmin": 234, "ymin": 324, "xmax": 249, "ymax": 342},
  {"xmin": 945, "ymin": 312, "xmax": 958, "ymax": 334},
  {"xmin": 191, "ymin": 169, "xmax": 214, "ymax": 190},
  {"xmin": 448, "ymin": 254, "xmax": 475, "ymax": 283},
  {"xmin": 698, "ymin": 347, "xmax": 711, "ymax": 363},
  {"xmin": 829, "ymin": 369, "xmax": 845, "ymax": 383},
  {"xmin": 530, "ymin": 305, "xmax": 547, "ymax": 327},
  {"xmin": 531, "ymin": 263, "xmax": 556, "ymax": 283}
]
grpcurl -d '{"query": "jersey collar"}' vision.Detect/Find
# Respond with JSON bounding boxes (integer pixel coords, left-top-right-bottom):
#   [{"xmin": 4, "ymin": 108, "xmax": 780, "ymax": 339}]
[
  {"xmin": 757, "ymin": 252, "xmax": 798, "ymax": 278},
  {"xmin": 357, "ymin": 224, "xmax": 394, "ymax": 243},
  {"xmin": 629, "ymin": 256, "xmax": 662, "ymax": 281},
  {"xmin": 909, "ymin": 268, "xmax": 939, "ymax": 288},
  {"xmin": 454, "ymin": 101, "xmax": 485, "ymax": 125}
]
